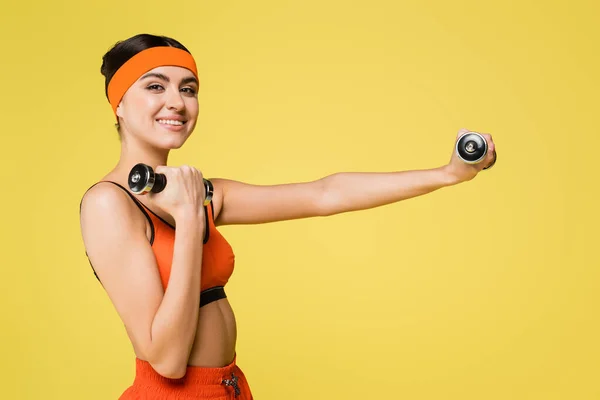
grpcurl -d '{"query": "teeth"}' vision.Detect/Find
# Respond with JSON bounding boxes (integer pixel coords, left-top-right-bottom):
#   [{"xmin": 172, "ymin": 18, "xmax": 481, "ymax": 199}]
[{"xmin": 158, "ymin": 119, "xmax": 184, "ymax": 126}]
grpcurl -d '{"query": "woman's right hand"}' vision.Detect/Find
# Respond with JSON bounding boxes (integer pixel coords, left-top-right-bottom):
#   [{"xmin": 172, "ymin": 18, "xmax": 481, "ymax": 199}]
[{"xmin": 148, "ymin": 165, "xmax": 207, "ymax": 220}]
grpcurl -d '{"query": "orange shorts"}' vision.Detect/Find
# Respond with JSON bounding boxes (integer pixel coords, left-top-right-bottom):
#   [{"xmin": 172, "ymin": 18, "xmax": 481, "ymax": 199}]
[{"xmin": 119, "ymin": 355, "xmax": 253, "ymax": 399}]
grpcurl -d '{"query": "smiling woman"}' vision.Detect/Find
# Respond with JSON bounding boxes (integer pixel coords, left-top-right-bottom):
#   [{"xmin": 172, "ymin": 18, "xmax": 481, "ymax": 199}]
[
  {"xmin": 80, "ymin": 33, "xmax": 254, "ymax": 399},
  {"xmin": 79, "ymin": 32, "xmax": 496, "ymax": 400}
]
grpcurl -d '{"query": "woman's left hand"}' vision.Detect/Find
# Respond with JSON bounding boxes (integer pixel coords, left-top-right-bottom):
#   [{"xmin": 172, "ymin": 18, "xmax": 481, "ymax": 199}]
[{"xmin": 444, "ymin": 128, "xmax": 497, "ymax": 184}]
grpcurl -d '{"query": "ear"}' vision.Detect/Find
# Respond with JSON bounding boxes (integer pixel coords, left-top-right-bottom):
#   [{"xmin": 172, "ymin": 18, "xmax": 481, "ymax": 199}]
[{"xmin": 116, "ymin": 102, "xmax": 124, "ymax": 118}]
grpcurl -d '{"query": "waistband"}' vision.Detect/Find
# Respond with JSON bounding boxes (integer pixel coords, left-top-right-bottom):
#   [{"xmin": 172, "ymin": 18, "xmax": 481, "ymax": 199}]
[
  {"xmin": 131, "ymin": 355, "xmax": 242, "ymax": 398},
  {"xmin": 135, "ymin": 354, "xmax": 238, "ymax": 385}
]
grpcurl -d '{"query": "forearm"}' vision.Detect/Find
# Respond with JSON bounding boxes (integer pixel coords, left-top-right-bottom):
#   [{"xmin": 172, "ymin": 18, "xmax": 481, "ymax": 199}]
[
  {"xmin": 148, "ymin": 210, "xmax": 204, "ymax": 375},
  {"xmin": 322, "ymin": 166, "xmax": 459, "ymax": 215}
]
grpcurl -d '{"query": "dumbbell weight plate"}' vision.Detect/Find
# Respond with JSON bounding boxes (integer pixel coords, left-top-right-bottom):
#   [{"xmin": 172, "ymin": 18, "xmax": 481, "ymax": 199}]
[
  {"xmin": 129, "ymin": 163, "xmax": 157, "ymax": 195},
  {"xmin": 456, "ymin": 132, "xmax": 488, "ymax": 164}
]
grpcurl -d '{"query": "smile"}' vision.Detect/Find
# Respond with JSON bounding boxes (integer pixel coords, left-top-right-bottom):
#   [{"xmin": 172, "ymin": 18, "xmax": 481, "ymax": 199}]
[{"xmin": 157, "ymin": 119, "xmax": 186, "ymax": 126}]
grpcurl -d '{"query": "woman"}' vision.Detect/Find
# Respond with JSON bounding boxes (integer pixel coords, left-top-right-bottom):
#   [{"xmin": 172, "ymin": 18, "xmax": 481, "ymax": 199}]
[{"xmin": 79, "ymin": 33, "xmax": 496, "ymax": 400}]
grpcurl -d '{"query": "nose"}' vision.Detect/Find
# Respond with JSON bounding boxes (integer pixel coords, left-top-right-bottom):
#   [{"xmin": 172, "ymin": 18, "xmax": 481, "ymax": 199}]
[{"xmin": 165, "ymin": 86, "xmax": 185, "ymax": 111}]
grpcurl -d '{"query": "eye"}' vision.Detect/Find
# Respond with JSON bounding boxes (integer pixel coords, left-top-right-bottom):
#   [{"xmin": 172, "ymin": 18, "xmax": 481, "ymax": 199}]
[
  {"xmin": 181, "ymin": 87, "xmax": 197, "ymax": 96},
  {"xmin": 147, "ymin": 84, "xmax": 164, "ymax": 91}
]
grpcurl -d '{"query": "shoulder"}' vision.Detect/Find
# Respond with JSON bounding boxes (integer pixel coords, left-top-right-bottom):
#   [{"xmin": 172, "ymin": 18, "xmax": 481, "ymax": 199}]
[
  {"xmin": 80, "ymin": 182, "xmax": 129, "ymax": 215},
  {"xmin": 79, "ymin": 182, "xmax": 147, "ymax": 234}
]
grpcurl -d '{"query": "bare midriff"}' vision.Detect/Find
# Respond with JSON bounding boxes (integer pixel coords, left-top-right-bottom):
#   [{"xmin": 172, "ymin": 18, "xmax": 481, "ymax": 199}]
[{"xmin": 187, "ymin": 298, "xmax": 237, "ymax": 367}]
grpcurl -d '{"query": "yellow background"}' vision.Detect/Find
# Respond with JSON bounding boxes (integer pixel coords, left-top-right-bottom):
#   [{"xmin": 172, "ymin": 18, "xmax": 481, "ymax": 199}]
[{"xmin": 1, "ymin": 1, "xmax": 598, "ymax": 399}]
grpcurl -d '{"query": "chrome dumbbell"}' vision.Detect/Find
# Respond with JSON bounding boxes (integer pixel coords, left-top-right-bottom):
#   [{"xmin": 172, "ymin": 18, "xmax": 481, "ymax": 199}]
[
  {"xmin": 128, "ymin": 163, "xmax": 213, "ymax": 206},
  {"xmin": 456, "ymin": 131, "xmax": 497, "ymax": 170}
]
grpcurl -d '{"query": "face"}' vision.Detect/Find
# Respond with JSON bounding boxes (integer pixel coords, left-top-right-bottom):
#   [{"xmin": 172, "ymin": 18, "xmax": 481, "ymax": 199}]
[{"xmin": 116, "ymin": 66, "xmax": 199, "ymax": 149}]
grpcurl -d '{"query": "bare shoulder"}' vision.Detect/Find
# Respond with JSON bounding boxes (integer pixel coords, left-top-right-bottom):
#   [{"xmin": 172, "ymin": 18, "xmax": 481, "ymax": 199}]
[
  {"xmin": 80, "ymin": 182, "xmax": 145, "ymax": 231},
  {"xmin": 80, "ymin": 181, "xmax": 126, "ymax": 211}
]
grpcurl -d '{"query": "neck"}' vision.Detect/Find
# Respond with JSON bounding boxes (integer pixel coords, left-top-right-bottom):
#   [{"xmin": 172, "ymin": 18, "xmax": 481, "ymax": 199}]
[{"xmin": 112, "ymin": 136, "xmax": 171, "ymax": 184}]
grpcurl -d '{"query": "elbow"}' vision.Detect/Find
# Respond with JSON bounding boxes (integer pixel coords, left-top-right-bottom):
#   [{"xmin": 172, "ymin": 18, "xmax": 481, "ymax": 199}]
[
  {"xmin": 158, "ymin": 366, "xmax": 187, "ymax": 380},
  {"xmin": 145, "ymin": 346, "xmax": 189, "ymax": 379},
  {"xmin": 317, "ymin": 175, "xmax": 339, "ymax": 217},
  {"xmin": 150, "ymin": 359, "xmax": 188, "ymax": 379}
]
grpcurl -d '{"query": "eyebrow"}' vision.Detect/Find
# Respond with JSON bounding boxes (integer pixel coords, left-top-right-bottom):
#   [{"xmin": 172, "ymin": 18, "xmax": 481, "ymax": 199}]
[{"xmin": 140, "ymin": 72, "xmax": 198, "ymax": 86}]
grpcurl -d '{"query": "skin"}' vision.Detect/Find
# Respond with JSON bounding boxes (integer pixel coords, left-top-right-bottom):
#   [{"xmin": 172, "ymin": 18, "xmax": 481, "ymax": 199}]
[{"xmin": 80, "ymin": 63, "xmax": 496, "ymax": 376}]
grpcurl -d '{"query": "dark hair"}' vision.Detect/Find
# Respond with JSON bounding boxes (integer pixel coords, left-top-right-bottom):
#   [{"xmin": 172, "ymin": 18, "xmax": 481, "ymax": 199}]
[{"xmin": 100, "ymin": 33, "xmax": 191, "ymax": 99}]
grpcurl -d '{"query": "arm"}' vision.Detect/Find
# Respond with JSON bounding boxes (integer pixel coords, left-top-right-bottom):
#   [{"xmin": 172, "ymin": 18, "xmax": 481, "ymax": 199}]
[
  {"xmin": 149, "ymin": 209, "xmax": 204, "ymax": 377},
  {"xmin": 213, "ymin": 130, "xmax": 495, "ymax": 225},
  {"xmin": 321, "ymin": 129, "xmax": 496, "ymax": 214},
  {"xmin": 319, "ymin": 166, "xmax": 459, "ymax": 215},
  {"xmin": 212, "ymin": 166, "xmax": 458, "ymax": 225},
  {"xmin": 79, "ymin": 184, "xmax": 204, "ymax": 379},
  {"xmin": 323, "ymin": 168, "xmax": 458, "ymax": 215}
]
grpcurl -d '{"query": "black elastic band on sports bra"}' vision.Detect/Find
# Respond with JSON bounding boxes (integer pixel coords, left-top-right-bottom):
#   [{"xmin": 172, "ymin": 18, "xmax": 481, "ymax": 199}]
[{"xmin": 200, "ymin": 286, "xmax": 227, "ymax": 307}]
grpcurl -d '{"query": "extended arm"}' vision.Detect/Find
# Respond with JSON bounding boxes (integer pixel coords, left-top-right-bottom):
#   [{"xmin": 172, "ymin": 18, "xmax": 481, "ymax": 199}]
[{"xmin": 212, "ymin": 130, "xmax": 495, "ymax": 225}]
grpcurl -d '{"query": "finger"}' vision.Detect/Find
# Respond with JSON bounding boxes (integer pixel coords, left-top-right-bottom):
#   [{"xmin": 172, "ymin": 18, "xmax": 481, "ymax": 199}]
[
  {"xmin": 482, "ymin": 134, "xmax": 495, "ymax": 153},
  {"xmin": 154, "ymin": 165, "xmax": 168, "ymax": 174},
  {"xmin": 483, "ymin": 151, "xmax": 497, "ymax": 170},
  {"xmin": 180, "ymin": 165, "xmax": 195, "ymax": 178}
]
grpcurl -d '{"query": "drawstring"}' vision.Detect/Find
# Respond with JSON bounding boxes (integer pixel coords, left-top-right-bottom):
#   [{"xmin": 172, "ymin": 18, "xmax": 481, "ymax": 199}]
[{"xmin": 222, "ymin": 372, "xmax": 241, "ymax": 398}]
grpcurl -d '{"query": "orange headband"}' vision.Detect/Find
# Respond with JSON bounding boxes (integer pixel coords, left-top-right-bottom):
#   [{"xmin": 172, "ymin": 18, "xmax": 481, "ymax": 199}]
[{"xmin": 107, "ymin": 46, "xmax": 198, "ymax": 116}]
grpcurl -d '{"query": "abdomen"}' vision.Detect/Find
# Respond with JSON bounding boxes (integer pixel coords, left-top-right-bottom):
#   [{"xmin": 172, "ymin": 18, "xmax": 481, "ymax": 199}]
[{"xmin": 187, "ymin": 298, "xmax": 237, "ymax": 367}]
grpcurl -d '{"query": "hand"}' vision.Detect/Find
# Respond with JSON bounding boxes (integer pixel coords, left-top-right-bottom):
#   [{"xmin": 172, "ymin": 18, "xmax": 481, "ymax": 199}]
[
  {"xmin": 444, "ymin": 128, "xmax": 497, "ymax": 183},
  {"xmin": 148, "ymin": 165, "xmax": 207, "ymax": 220}
]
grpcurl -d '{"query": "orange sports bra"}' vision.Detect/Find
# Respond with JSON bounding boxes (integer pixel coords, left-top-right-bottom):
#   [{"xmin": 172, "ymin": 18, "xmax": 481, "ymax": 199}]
[{"xmin": 83, "ymin": 181, "xmax": 235, "ymax": 307}]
